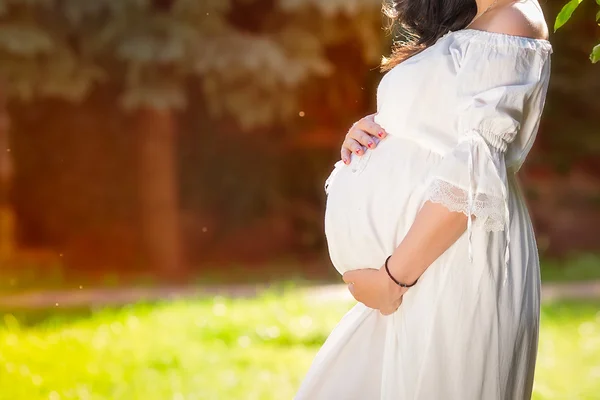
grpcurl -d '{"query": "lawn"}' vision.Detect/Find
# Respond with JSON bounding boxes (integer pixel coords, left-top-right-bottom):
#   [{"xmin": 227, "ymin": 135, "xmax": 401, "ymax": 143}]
[{"xmin": 0, "ymin": 292, "xmax": 599, "ymax": 399}]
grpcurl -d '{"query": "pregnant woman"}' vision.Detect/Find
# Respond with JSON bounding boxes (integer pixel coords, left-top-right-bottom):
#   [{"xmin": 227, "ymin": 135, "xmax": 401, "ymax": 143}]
[{"xmin": 295, "ymin": 0, "xmax": 551, "ymax": 399}]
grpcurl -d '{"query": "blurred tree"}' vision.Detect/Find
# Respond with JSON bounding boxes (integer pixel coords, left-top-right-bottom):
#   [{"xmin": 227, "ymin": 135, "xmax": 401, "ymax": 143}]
[
  {"xmin": 1, "ymin": 0, "xmax": 598, "ymax": 270},
  {"xmin": 0, "ymin": 0, "xmax": 104, "ymax": 264},
  {"xmin": 0, "ymin": 0, "xmax": 383, "ymax": 272},
  {"xmin": 88, "ymin": 0, "xmax": 381, "ymax": 274},
  {"xmin": 85, "ymin": 0, "xmax": 194, "ymax": 276},
  {"xmin": 0, "ymin": 0, "xmax": 104, "ymax": 101},
  {"xmin": 0, "ymin": 83, "xmax": 13, "ymax": 261}
]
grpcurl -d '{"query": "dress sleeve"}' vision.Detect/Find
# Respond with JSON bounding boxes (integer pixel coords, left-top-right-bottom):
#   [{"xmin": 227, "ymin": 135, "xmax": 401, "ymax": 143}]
[{"xmin": 424, "ymin": 42, "xmax": 543, "ymax": 234}]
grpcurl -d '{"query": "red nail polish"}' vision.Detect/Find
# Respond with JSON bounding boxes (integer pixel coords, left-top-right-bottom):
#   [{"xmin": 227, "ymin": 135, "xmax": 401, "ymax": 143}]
[
  {"xmin": 378, "ymin": 131, "xmax": 385, "ymax": 138},
  {"xmin": 368, "ymin": 141, "xmax": 374, "ymax": 148},
  {"xmin": 343, "ymin": 158, "xmax": 348, "ymax": 164}
]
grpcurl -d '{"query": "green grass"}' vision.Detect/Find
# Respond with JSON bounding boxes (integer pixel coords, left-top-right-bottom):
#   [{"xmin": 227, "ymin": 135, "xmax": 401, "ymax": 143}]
[
  {"xmin": 540, "ymin": 253, "xmax": 600, "ymax": 283},
  {"xmin": 0, "ymin": 293, "xmax": 599, "ymax": 399},
  {"xmin": 534, "ymin": 301, "xmax": 600, "ymax": 399}
]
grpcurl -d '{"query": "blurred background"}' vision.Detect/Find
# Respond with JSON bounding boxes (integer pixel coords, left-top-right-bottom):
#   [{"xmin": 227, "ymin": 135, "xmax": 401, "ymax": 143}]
[{"xmin": 0, "ymin": 0, "xmax": 598, "ymax": 399}]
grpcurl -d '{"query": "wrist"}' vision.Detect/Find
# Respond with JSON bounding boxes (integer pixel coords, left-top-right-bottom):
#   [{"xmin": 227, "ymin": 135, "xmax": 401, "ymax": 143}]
[
  {"xmin": 378, "ymin": 263, "xmax": 408, "ymax": 299},
  {"xmin": 385, "ymin": 255, "xmax": 419, "ymax": 288}
]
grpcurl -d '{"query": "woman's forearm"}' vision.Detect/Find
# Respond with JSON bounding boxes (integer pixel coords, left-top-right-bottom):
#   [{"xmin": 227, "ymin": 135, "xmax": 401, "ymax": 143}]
[{"xmin": 387, "ymin": 201, "xmax": 468, "ymax": 285}]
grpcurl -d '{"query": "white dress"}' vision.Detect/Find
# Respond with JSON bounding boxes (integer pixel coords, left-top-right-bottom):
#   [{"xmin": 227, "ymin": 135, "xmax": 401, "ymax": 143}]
[{"xmin": 296, "ymin": 30, "xmax": 552, "ymax": 400}]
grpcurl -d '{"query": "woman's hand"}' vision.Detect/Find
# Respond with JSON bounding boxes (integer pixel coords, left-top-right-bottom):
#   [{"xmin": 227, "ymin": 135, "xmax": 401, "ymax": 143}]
[
  {"xmin": 341, "ymin": 114, "xmax": 388, "ymax": 165},
  {"xmin": 342, "ymin": 266, "xmax": 407, "ymax": 316}
]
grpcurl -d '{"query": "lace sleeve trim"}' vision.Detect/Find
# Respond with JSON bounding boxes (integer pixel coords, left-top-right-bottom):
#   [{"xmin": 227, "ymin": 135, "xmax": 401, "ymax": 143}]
[{"xmin": 424, "ymin": 179, "xmax": 505, "ymax": 232}]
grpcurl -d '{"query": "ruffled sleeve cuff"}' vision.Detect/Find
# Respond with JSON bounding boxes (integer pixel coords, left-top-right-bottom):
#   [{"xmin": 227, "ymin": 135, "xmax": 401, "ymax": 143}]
[{"xmin": 423, "ymin": 130, "xmax": 510, "ymax": 232}]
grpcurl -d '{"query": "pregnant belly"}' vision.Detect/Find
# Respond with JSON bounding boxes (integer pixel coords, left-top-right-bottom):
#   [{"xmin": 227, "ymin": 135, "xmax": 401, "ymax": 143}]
[{"xmin": 324, "ymin": 136, "xmax": 440, "ymax": 275}]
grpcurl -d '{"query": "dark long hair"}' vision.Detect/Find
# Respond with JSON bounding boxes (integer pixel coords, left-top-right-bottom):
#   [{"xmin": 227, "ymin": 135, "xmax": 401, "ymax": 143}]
[{"xmin": 382, "ymin": 0, "xmax": 477, "ymax": 70}]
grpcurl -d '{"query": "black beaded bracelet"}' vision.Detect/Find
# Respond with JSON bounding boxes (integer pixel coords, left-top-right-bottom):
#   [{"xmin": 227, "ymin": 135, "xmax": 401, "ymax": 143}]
[{"xmin": 384, "ymin": 255, "xmax": 419, "ymax": 288}]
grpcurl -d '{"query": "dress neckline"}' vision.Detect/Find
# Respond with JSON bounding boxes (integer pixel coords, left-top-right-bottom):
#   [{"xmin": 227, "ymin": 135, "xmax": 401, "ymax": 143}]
[
  {"xmin": 441, "ymin": 28, "xmax": 553, "ymax": 52},
  {"xmin": 460, "ymin": 28, "xmax": 550, "ymax": 44}
]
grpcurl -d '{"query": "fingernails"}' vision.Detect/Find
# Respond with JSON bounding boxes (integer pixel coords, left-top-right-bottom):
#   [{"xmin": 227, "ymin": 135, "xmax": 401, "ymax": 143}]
[
  {"xmin": 342, "ymin": 158, "xmax": 349, "ymax": 165},
  {"xmin": 378, "ymin": 131, "xmax": 385, "ymax": 138},
  {"xmin": 355, "ymin": 149, "xmax": 362, "ymax": 154},
  {"xmin": 367, "ymin": 141, "xmax": 374, "ymax": 148}
]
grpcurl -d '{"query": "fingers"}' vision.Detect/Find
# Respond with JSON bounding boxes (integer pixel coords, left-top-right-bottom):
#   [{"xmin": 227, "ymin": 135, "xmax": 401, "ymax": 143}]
[
  {"xmin": 342, "ymin": 137, "xmax": 365, "ymax": 159},
  {"xmin": 380, "ymin": 298, "xmax": 403, "ymax": 316},
  {"xmin": 379, "ymin": 305, "xmax": 396, "ymax": 316},
  {"xmin": 343, "ymin": 272, "xmax": 360, "ymax": 301},
  {"xmin": 380, "ymin": 308, "xmax": 395, "ymax": 316},
  {"xmin": 355, "ymin": 116, "xmax": 387, "ymax": 141},
  {"xmin": 342, "ymin": 271, "xmax": 357, "ymax": 284},
  {"xmin": 341, "ymin": 115, "xmax": 388, "ymax": 165},
  {"xmin": 347, "ymin": 282, "xmax": 356, "ymax": 297},
  {"xmin": 340, "ymin": 147, "xmax": 352, "ymax": 165},
  {"xmin": 348, "ymin": 128, "xmax": 377, "ymax": 150}
]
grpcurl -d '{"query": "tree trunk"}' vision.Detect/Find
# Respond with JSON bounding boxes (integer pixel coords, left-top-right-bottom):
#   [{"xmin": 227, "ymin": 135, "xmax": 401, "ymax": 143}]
[
  {"xmin": 136, "ymin": 107, "xmax": 183, "ymax": 276},
  {"xmin": 0, "ymin": 88, "xmax": 14, "ymax": 263}
]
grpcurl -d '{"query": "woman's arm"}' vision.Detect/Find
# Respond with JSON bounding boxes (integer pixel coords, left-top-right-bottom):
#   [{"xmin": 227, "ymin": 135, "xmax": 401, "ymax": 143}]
[
  {"xmin": 386, "ymin": 201, "xmax": 468, "ymax": 285},
  {"xmin": 342, "ymin": 202, "xmax": 468, "ymax": 313}
]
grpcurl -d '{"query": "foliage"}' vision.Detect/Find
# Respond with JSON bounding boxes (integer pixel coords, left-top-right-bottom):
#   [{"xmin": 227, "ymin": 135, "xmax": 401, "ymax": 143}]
[
  {"xmin": 541, "ymin": 253, "xmax": 600, "ymax": 282},
  {"xmin": 555, "ymin": 0, "xmax": 600, "ymax": 62},
  {"xmin": 0, "ymin": 294, "xmax": 599, "ymax": 399},
  {"xmin": 554, "ymin": 0, "xmax": 584, "ymax": 30},
  {"xmin": 592, "ymin": 43, "xmax": 600, "ymax": 62},
  {"xmin": 2, "ymin": 0, "xmax": 595, "ymax": 126},
  {"xmin": 0, "ymin": 1, "xmax": 104, "ymax": 100},
  {"xmin": 0, "ymin": 0, "xmax": 383, "ymax": 128}
]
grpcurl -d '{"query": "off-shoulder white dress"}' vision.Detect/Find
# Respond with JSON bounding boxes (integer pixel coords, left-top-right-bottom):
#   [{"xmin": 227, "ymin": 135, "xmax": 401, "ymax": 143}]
[{"xmin": 296, "ymin": 30, "xmax": 552, "ymax": 400}]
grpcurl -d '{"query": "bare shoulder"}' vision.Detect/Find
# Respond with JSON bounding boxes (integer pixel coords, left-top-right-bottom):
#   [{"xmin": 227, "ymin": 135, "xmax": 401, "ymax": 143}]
[{"xmin": 484, "ymin": 1, "xmax": 549, "ymax": 40}]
